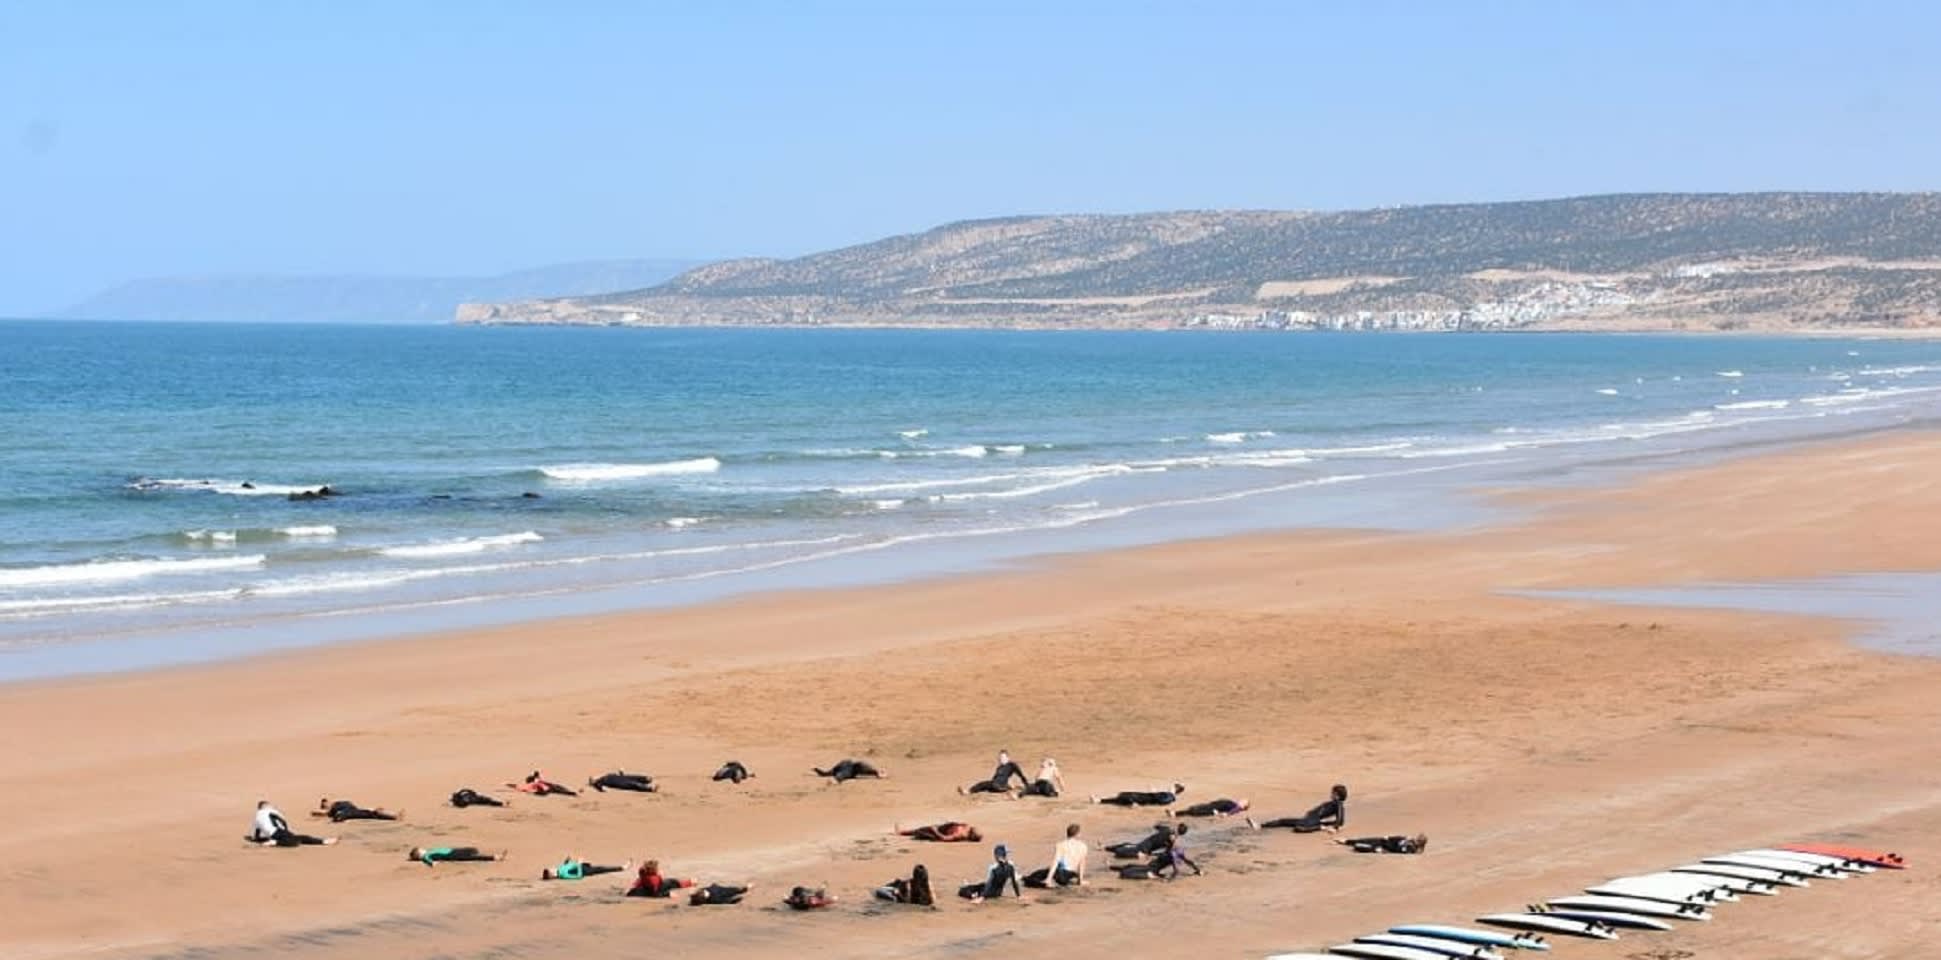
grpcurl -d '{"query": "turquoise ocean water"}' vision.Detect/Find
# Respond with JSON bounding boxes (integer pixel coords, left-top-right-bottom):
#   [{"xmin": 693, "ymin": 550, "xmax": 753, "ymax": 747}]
[{"xmin": 4, "ymin": 321, "xmax": 1940, "ymax": 677}]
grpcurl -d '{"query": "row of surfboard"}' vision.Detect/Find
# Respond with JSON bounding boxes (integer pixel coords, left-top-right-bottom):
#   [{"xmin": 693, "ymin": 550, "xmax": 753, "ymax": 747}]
[{"xmin": 1268, "ymin": 842, "xmax": 1905, "ymax": 960}]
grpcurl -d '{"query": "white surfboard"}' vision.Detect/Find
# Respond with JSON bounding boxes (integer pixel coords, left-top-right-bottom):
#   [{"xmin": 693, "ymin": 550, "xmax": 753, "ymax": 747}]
[
  {"xmin": 1477, "ymin": 914, "xmax": 1618, "ymax": 940},
  {"xmin": 1672, "ymin": 863, "xmax": 1811, "ymax": 887},
  {"xmin": 1631, "ymin": 869, "xmax": 1774, "ymax": 896},
  {"xmin": 1736, "ymin": 848, "xmax": 1875, "ymax": 873},
  {"xmin": 1585, "ymin": 881, "xmax": 1733, "ymax": 905},
  {"xmin": 1703, "ymin": 853, "xmax": 1850, "ymax": 878},
  {"xmin": 1388, "ymin": 925, "xmax": 1550, "ymax": 951},
  {"xmin": 1547, "ymin": 894, "xmax": 1712, "ymax": 921},
  {"xmin": 1525, "ymin": 905, "xmax": 1673, "ymax": 931},
  {"xmin": 1330, "ymin": 943, "xmax": 1462, "ymax": 960},
  {"xmin": 1356, "ymin": 934, "xmax": 1504, "ymax": 959},
  {"xmin": 1598, "ymin": 871, "xmax": 1764, "ymax": 898}
]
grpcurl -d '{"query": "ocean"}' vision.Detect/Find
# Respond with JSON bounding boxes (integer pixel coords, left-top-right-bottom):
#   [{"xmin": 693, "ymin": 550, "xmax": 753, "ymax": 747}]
[{"xmin": 5, "ymin": 320, "xmax": 1940, "ymax": 678}]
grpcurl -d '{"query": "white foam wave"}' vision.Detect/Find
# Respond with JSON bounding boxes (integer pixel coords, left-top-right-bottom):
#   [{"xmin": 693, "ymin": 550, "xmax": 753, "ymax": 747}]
[
  {"xmin": 898, "ymin": 428, "xmax": 929, "ymax": 439},
  {"xmin": 992, "ymin": 445, "xmax": 1026, "ymax": 455},
  {"xmin": 376, "ymin": 531, "xmax": 542, "ymax": 559},
  {"xmin": 539, "ymin": 458, "xmax": 720, "ymax": 481},
  {"xmin": 1716, "ymin": 370, "xmax": 1744, "ymax": 378},
  {"xmin": 871, "ymin": 499, "xmax": 905, "ymax": 510},
  {"xmin": 665, "ymin": 517, "xmax": 705, "ymax": 529},
  {"xmin": 1596, "ymin": 388, "xmax": 1620, "ymax": 396},
  {"xmin": 130, "ymin": 478, "xmax": 329, "ymax": 497},
  {"xmin": 277, "ymin": 525, "xmax": 338, "ymax": 538},
  {"xmin": 945, "ymin": 445, "xmax": 988, "ymax": 458},
  {"xmin": 925, "ymin": 470, "xmax": 1123, "ymax": 503},
  {"xmin": 0, "ymin": 554, "xmax": 266, "ymax": 589},
  {"xmin": 1857, "ymin": 364, "xmax": 1941, "ymax": 378},
  {"xmin": 184, "ymin": 529, "xmax": 238, "ymax": 544},
  {"xmin": 1715, "ymin": 400, "xmax": 1791, "ymax": 411},
  {"xmin": 1206, "ymin": 431, "xmax": 1274, "ymax": 444}
]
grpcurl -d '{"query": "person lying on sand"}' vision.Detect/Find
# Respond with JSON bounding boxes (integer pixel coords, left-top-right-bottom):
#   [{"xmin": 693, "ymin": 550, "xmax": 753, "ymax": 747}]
[
  {"xmin": 712, "ymin": 760, "xmax": 754, "ymax": 784},
  {"xmin": 1170, "ymin": 797, "xmax": 1248, "ymax": 819},
  {"xmin": 814, "ymin": 759, "xmax": 883, "ymax": 783},
  {"xmin": 1117, "ymin": 833, "xmax": 1201, "ymax": 880},
  {"xmin": 1092, "ymin": 783, "xmax": 1185, "ymax": 807},
  {"xmin": 542, "ymin": 855, "xmax": 631, "ymax": 880},
  {"xmin": 960, "ymin": 749, "xmax": 1028, "ymax": 796},
  {"xmin": 587, "ymin": 771, "xmax": 656, "ymax": 793},
  {"xmin": 249, "ymin": 800, "xmax": 336, "ymax": 847},
  {"xmin": 1337, "ymin": 834, "xmax": 1428, "ymax": 854},
  {"xmin": 690, "ymin": 882, "xmax": 751, "ymax": 905},
  {"xmin": 449, "ymin": 787, "xmax": 505, "ymax": 808},
  {"xmin": 958, "ymin": 844, "xmax": 1022, "ymax": 902},
  {"xmin": 1019, "ymin": 756, "xmax": 1065, "ymax": 798},
  {"xmin": 784, "ymin": 885, "xmax": 837, "ymax": 910},
  {"xmin": 1247, "ymin": 784, "xmax": 1347, "ymax": 833},
  {"xmin": 1023, "ymin": 823, "xmax": 1088, "ymax": 888},
  {"xmin": 1104, "ymin": 822, "xmax": 1185, "ymax": 859},
  {"xmin": 897, "ymin": 821, "xmax": 983, "ymax": 843},
  {"xmin": 626, "ymin": 860, "xmax": 698, "ymax": 898},
  {"xmin": 314, "ymin": 797, "xmax": 401, "ymax": 822},
  {"xmin": 410, "ymin": 846, "xmax": 504, "ymax": 866},
  {"xmin": 874, "ymin": 864, "xmax": 936, "ymax": 905},
  {"xmin": 510, "ymin": 771, "xmax": 577, "ymax": 796}
]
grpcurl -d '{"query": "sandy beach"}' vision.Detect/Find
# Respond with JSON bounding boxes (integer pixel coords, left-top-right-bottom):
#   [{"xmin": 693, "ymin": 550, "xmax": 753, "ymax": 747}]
[{"xmin": 6, "ymin": 430, "xmax": 1940, "ymax": 960}]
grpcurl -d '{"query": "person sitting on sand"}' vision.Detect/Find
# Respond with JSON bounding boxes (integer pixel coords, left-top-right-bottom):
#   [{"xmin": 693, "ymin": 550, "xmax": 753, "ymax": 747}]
[
  {"xmin": 250, "ymin": 801, "xmax": 336, "ymax": 847},
  {"xmin": 690, "ymin": 882, "xmax": 751, "ymax": 905},
  {"xmin": 712, "ymin": 761, "xmax": 754, "ymax": 784},
  {"xmin": 958, "ymin": 844, "xmax": 1023, "ymax": 902},
  {"xmin": 1104, "ymin": 822, "xmax": 1186, "ymax": 860},
  {"xmin": 1171, "ymin": 797, "xmax": 1248, "ymax": 819},
  {"xmin": 314, "ymin": 797, "xmax": 401, "ymax": 822},
  {"xmin": 510, "ymin": 771, "xmax": 577, "ymax": 796},
  {"xmin": 1024, "ymin": 823, "xmax": 1088, "ymax": 888},
  {"xmin": 898, "ymin": 821, "xmax": 983, "ymax": 843},
  {"xmin": 814, "ymin": 759, "xmax": 883, "ymax": 783},
  {"xmin": 960, "ymin": 750, "xmax": 1028, "ymax": 796},
  {"xmin": 542, "ymin": 855, "xmax": 631, "ymax": 880},
  {"xmin": 449, "ymin": 787, "xmax": 505, "ymax": 808},
  {"xmin": 626, "ymin": 860, "xmax": 698, "ymax": 898},
  {"xmin": 1092, "ymin": 783, "xmax": 1185, "ymax": 807},
  {"xmin": 587, "ymin": 771, "xmax": 656, "ymax": 793},
  {"xmin": 1019, "ymin": 757, "xmax": 1065, "ymax": 798},
  {"xmin": 1248, "ymin": 784, "xmax": 1347, "ymax": 833},
  {"xmin": 874, "ymin": 864, "xmax": 936, "ymax": 905},
  {"xmin": 784, "ymin": 885, "xmax": 837, "ymax": 910},
  {"xmin": 410, "ymin": 846, "xmax": 504, "ymax": 866},
  {"xmin": 1118, "ymin": 831, "xmax": 1201, "ymax": 880},
  {"xmin": 1337, "ymin": 834, "xmax": 1428, "ymax": 854}
]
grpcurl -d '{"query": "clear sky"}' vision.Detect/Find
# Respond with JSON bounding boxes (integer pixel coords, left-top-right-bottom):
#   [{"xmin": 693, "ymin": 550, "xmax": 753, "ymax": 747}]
[{"xmin": 3, "ymin": 0, "xmax": 1937, "ymax": 314}]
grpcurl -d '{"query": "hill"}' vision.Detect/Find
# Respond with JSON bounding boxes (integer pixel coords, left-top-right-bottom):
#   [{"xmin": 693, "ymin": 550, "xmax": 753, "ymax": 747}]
[
  {"xmin": 63, "ymin": 259, "xmax": 704, "ymax": 325},
  {"xmin": 457, "ymin": 194, "xmax": 1941, "ymax": 333}
]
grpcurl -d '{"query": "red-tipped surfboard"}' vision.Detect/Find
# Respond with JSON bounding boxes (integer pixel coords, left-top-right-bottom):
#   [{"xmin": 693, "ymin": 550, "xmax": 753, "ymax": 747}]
[{"xmin": 1781, "ymin": 843, "xmax": 1906, "ymax": 869}]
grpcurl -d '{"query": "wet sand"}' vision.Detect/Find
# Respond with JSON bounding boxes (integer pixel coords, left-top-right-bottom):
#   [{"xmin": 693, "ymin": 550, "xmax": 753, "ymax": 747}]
[{"xmin": 5, "ymin": 432, "xmax": 1940, "ymax": 960}]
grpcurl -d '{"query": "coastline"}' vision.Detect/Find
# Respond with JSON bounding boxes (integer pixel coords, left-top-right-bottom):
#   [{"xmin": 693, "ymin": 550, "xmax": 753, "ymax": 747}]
[{"xmin": 5, "ymin": 429, "xmax": 1941, "ymax": 959}]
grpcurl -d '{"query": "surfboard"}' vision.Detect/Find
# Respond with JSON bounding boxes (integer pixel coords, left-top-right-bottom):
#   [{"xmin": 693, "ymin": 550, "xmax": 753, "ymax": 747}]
[
  {"xmin": 1738, "ymin": 848, "xmax": 1877, "ymax": 873},
  {"xmin": 1702, "ymin": 853, "xmax": 1852, "ymax": 878},
  {"xmin": 1547, "ymin": 894, "xmax": 1712, "ymax": 920},
  {"xmin": 1584, "ymin": 879, "xmax": 1735, "ymax": 905},
  {"xmin": 1329, "ymin": 943, "xmax": 1462, "ymax": 960},
  {"xmin": 1601, "ymin": 870, "xmax": 1770, "ymax": 897},
  {"xmin": 1355, "ymin": 934, "xmax": 1504, "ymax": 959},
  {"xmin": 1672, "ymin": 863, "xmax": 1811, "ymax": 887},
  {"xmin": 1388, "ymin": 925, "xmax": 1550, "ymax": 951},
  {"xmin": 1781, "ymin": 842, "xmax": 1906, "ymax": 869},
  {"xmin": 1477, "ymin": 914, "xmax": 1618, "ymax": 940},
  {"xmin": 1524, "ymin": 905, "xmax": 1674, "ymax": 931}
]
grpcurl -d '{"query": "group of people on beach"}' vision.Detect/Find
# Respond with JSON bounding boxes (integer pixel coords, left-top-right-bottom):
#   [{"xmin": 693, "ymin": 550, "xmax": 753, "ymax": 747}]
[{"xmin": 247, "ymin": 749, "xmax": 1421, "ymax": 912}]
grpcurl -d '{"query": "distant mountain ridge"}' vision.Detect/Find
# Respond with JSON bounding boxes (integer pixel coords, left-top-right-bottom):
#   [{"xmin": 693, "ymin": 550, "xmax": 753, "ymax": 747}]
[
  {"xmin": 459, "ymin": 194, "xmax": 1941, "ymax": 332},
  {"xmin": 62, "ymin": 258, "xmax": 705, "ymax": 325}
]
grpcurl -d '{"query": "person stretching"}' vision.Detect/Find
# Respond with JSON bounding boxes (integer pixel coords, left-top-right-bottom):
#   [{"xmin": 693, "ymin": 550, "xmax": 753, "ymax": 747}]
[
  {"xmin": 1118, "ymin": 832, "xmax": 1201, "ymax": 880},
  {"xmin": 783, "ymin": 886, "xmax": 837, "ymax": 910},
  {"xmin": 1093, "ymin": 783, "xmax": 1185, "ymax": 807},
  {"xmin": 626, "ymin": 860, "xmax": 698, "ymax": 898},
  {"xmin": 690, "ymin": 883, "xmax": 751, "ymax": 905},
  {"xmin": 314, "ymin": 797, "xmax": 401, "ymax": 822},
  {"xmin": 1248, "ymin": 784, "xmax": 1347, "ymax": 833},
  {"xmin": 960, "ymin": 750, "xmax": 1028, "ymax": 796},
  {"xmin": 410, "ymin": 846, "xmax": 504, "ymax": 866},
  {"xmin": 712, "ymin": 761, "xmax": 754, "ymax": 784},
  {"xmin": 542, "ymin": 855, "xmax": 631, "ymax": 880},
  {"xmin": 874, "ymin": 864, "xmax": 936, "ymax": 905},
  {"xmin": 588, "ymin": 771, "xmax": 657, "ymax": 793},
  {"xmin": 958, "ymin": 844, "xmax": 1022, "ymax": 902},
  {"xmin": 449, "ymin": 788, "xmax": 505, "ymax": 808},
  {"xmin": 1024, "ymin": 823, "xmax": 1088, "ymax": 887},
  {"xmin": 814, "ymin": 759, "xmax": 883, "ymax": 783},
  {"xmin": 1019, "ymin": 757, "xmax": 1065, "ymax": 798},
  {"xmin": 250, "ymin": 801, "xmax": 336, "ymax": 847},
  {"xmin": 1337, "ymin": 834, "xmax": 1428, "ymax": 854},
  {"xmin": 1171, "ymin": 797, "xmax": 1249, "ymax": 819},
  {"xmin": 1105, "ymin": 822, "xmax": 1185, "ymax": 860},
  {"xmin": 510, "ymin": 771, "xmax": 578, "ymax": 797},
  {"xmin": 897, "ymin": 821, "xmax": 983, "ymax": 843}
]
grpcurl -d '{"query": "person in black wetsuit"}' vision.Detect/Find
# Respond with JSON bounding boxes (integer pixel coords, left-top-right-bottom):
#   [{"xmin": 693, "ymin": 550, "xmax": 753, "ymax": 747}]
[
  {"xmin": 1170, "ymin": 797, "xmax": 1248, "ymax": 819},
  {"xmin": 1104, "ymin": 822, "xmax": 1186, "ymax": 859},
  {"xmin": 958, "ymin": 844, "xmax": 1022, "ymax": 902},
  {"xmin": 960, "ymin": 750, "xmax": 1028, "ymax": 796},
  {"xmin": 874, "ymin": 864, "xmax": 937, "ymax": 905},
  {"xmin": 689, "ymin": 882, "xmax": 751, "ymax": 905},
  {"xmin": 249, "ymin": 801, "xmax": 336, "ymax": 847},
  {"xmin": 314, "ymin": 797, "xmax": 401, "ymax": 822},
  {"xmin": 1093, "ymin": 782, "xmax": 1185, "ymax": 807},
  {"xmin": 449, "ymin": 787, "xmax": 505, "ymax": 808},
  {"xmin": 814, "ymin": 759, "xmax": 883, "ymax": 783},
  {"xmin": 1248, "ymin": 784, "xmax": 1347, "ymax": 833},
  {"xmin": 588, "ymin": 771, "xmax": 657, "ymax": 793},
  {"xmin": 712, "ymin": 761, "xmax": 754, "ymax": 784},
  {"xmin": 1337, "ymin": 833, "xmax": 1428, "ymax": 854},
  {"xmin": 1117, "ymin": 831, "xmax": 1201, "ymax": 880}
]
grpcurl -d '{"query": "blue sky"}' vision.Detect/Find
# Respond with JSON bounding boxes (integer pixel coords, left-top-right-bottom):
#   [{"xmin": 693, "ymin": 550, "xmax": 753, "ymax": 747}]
[{"xmin": 2, "ymin": 0, "xmax": 1937, "ymax": 314}]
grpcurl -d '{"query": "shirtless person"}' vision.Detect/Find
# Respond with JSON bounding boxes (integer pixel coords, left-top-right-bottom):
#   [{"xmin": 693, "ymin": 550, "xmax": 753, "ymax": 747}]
[{"xmin": 897, "ymin": 821, "xmax": 983, "ymax": 843}]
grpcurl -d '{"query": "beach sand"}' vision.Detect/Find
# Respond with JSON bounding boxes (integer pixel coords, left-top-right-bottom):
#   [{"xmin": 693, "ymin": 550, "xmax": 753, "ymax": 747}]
[{"xmin": 5, "ymin": 432, "xmax": 1940, "ymax": 959}]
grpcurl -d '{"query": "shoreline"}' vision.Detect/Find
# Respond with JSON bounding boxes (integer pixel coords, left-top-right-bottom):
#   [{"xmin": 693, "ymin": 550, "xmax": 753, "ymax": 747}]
[{"xmin": 4, "ymin": 429, "xmax": 1940, "ymax": 958}]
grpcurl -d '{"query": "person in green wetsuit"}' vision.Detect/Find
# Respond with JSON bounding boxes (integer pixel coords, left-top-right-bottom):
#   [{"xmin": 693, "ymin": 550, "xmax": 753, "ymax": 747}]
[
  {"xmin": 409, "ymin": 846, "xmax": 504, "ymax": 866},
  {"xmin": 541, "ymin": 855, "xmax": 631, "ymax": 880}
]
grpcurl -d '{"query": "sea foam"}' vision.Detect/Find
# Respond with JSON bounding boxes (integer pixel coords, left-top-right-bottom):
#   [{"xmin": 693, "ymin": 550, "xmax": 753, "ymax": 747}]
[
  {"xmin": 539, "ymin": 458, "xmax": 721, "ymax": 481},
  {"xmin": 0, "ymin": 554, "xmax": 266, "ymax": 589},
  {"xmin": 377, "ymin": 531, "xmax": 543, "ymax": 559}
]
